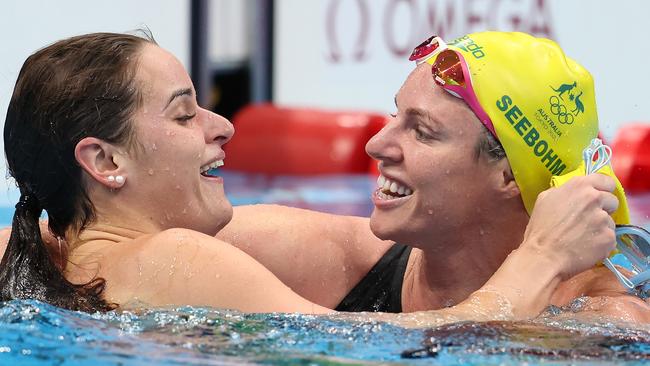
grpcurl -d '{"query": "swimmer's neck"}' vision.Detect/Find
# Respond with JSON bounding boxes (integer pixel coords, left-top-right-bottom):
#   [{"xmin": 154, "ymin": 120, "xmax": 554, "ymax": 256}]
[
  {"xmin": 401, "ymin": 209, "xmax": 529, "ymax": 312},
  {"xmin": 68, "ymin": 223, "xmax": 151, "ymax": 251}
]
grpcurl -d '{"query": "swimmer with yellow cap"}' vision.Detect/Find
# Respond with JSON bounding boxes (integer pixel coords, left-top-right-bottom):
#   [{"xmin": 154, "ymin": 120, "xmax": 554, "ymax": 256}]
[
  {"xmin": 411, "ymin": 32, "xmax": 650, "ymax": 300},
  {"xmin": 218, "ymin": 31, "xmax": 650, "ymax": 322}
]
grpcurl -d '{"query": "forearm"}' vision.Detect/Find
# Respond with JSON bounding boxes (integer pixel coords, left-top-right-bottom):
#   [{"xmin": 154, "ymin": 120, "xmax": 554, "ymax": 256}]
[
  {"xmin": 344, "ymin": 246, "xmax": 563, "ymax": 328},
  {"xmin": 477, "ymin": 245, "xmax": 563, "ymax": 319}
]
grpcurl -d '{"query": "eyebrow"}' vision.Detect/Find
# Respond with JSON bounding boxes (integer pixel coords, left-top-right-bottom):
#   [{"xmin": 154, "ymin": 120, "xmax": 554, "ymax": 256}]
[
  {"xmin": 404, "ymin": 107, "xmax": 443, "ymax": 130},
  {"xmin": 394, "ymin": 95, "xmax": 443, "ymax": 129},
  {"xmin": 163, "ymin": 88, "xmax": 193, "ymax": 111}
]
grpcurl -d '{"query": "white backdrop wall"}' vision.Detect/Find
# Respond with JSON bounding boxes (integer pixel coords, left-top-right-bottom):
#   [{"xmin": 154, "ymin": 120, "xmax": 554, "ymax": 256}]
[
  {"xmin": 0, "ymin": 0, "xmax": 190, "ymax": 206},
  {"xmin": 274, "ymin": 0, "xmax": 650, "ymax": 142}
]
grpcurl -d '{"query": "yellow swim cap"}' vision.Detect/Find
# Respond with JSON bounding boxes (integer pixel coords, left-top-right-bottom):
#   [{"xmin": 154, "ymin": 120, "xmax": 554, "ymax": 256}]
[{"xmin": 442, "ymin": 31, "xmax": 628, "ymax": 222}]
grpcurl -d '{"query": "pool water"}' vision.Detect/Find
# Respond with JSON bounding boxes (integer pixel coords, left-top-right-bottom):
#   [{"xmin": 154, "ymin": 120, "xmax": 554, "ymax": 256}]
[
  {"xmin": 1, "ymin": 171, "xmax": 650, "ymax": 365},
  {"xmin": 2, "ymin": 299, "xmax": 650, "ymax": 365}
]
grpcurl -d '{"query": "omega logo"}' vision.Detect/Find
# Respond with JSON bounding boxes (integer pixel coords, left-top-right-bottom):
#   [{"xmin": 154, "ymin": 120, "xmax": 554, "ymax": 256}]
[{"xmin": 325, "ymin": 0, "xmax": 554, "ymax": 63}]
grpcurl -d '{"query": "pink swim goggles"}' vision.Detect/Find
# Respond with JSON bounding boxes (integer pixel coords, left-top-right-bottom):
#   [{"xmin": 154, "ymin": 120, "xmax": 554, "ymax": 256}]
[{"xmin": 409, "ymin": 36, "xmax": 497, "ymax": 139}]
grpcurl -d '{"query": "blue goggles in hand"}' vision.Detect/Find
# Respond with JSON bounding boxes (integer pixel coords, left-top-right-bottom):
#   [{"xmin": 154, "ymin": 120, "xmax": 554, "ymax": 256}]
[{"xmin": 604, "ymin": 225, "xmax": 650, "ymax": 299}]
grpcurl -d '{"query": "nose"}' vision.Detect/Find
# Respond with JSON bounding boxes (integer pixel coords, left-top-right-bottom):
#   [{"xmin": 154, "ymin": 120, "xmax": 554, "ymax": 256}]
[
  {"xmin": 200, "ymin": 108, "xmax": 234, "ymax": 146},
  {"xmin": 365, "ymin": 118, "xmax": 403, "ymax": 164}
]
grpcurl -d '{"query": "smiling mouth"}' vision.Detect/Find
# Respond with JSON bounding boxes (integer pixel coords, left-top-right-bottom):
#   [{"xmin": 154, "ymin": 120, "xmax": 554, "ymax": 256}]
[
  {"xmin": 376, "ymin": 175, "xmax": 414, "ymax": 200},
  {"xmin": 200, "ymin": 160, "xmax": 224, "ymax": 178}
]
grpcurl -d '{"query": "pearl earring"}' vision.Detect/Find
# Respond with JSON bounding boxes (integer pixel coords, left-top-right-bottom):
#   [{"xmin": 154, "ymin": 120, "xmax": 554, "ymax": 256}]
[
  {"xmin": 107, "ymin": 175, "xmax": 115, "ymax": 182},
  {"xmin": 115, "ymin": 175, "xmax": 125, "ymax": 185}
]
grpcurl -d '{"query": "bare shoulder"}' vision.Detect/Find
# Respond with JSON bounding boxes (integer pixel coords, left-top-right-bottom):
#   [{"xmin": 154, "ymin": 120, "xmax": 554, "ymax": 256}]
[
  {"xmin": 145, "ymin": 227, "xmax": 229, "ymax": 254},
  {"xmin": 551, "ymin": 266, "xmax": 650, "ymax": 323},
  {"xmin": 134, "ymin": 227, "xmax": 259, "ymax": 275},
  {"xmin": 552, "ymin": 266, "xmax": 628, "ymax": 306},
  {"xmin": 107, "ymin": 227, "xmax": 329, "ymax": 313}
]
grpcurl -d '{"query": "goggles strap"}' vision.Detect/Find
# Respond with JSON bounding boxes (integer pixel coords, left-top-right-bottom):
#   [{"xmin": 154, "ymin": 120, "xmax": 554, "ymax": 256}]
[
  {"xmin": 582, "ymin": 138, "xmax": 612, "ymax": 174},
  {"xmin": 630, "ymin": 270, "xmax": 650, "ymax": 287},
  {"xmin": 582, "ymin": 138, "xmax": 650, "ymax": 296},
  {"xmin": 603, "ymin": 258, "xmax": 636, "ymax": 290}
]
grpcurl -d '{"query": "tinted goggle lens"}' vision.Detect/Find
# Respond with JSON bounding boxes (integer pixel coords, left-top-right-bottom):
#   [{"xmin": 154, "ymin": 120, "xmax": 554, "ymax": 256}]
[
  {"xmin": 409, "ymin": 35, "xmax": 441, "ymax": 61},
  {"xmin": 431, "ymin": 49, "xmax": 466, "ymax": 88},
  {"xmin": 616, "ymin": 226, "xmax": 650, "ymax": 273}
]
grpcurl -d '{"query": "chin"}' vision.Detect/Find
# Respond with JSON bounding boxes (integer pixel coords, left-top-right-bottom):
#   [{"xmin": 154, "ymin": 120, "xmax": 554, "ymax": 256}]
[
  {"xmin": 370, "ymin": 210, "xmax": 436, "ymax": 245},
  {"xmin": 201, "ymin": 202, "xmax": 233, "ymax": 236},
  {"xmin": 369, "ymin": 211, "xmax": 407, "ymax": 242},
  {"xmin": 213, "ymin": 204, "xmax": 233, "ymax": 233},
  {"xmin": 180, "ymin": 199, "xmax": 233, "ymax": 236}
]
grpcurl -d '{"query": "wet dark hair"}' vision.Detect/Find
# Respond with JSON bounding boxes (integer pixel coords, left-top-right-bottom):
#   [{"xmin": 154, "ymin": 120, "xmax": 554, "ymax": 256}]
[
  {"xmin": 475, "ymin": 126, "xmax": 506, "ymax": 162},
  {"xmin": 0, "ymin": 32, "xmax": 156, "ymax": 312}
]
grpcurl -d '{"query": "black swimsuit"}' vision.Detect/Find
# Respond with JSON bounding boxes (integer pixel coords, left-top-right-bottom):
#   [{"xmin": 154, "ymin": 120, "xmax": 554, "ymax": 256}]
[{"xmin": 335, "ymin": 243, "xmax": 412, "ymax": 313}]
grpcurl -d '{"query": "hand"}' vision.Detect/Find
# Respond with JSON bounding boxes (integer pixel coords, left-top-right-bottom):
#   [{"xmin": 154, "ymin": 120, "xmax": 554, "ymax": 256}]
[{"xmin": 522, "ymin": 174, "xmax": 618, "ymax": 279}]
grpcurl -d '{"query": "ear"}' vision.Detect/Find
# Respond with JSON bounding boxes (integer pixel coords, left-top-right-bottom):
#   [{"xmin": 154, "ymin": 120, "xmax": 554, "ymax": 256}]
[
  {"xmin": 494, "ymin": 159, "xmax": 521, "ymax": 199},
  {"xmin": 74, "ymin": 137, "xmax": 126, "ymax": 189}
]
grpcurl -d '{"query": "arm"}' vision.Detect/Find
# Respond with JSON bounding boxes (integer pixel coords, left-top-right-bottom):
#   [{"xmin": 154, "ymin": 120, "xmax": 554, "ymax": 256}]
[
  {"xmin": 105, "ymin": 228, "xmax": 333, "ymax": 314},
  {"xmin": 112, "ymin": 228, "xmax": 571, "ymax": 327},
  {"xmin": 217, "ymin": 204, "xmax": 393, "ymax": 307}
]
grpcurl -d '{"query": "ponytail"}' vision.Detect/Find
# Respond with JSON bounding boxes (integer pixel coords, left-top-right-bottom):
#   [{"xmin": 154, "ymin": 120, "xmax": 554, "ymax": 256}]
[
  {"xmin": 0, "ymin": 193, "xmax": 114, "ymax": 312},
  {"xmin": 2, "ymin": 32, "xmax": 153, "ymax": 312}
]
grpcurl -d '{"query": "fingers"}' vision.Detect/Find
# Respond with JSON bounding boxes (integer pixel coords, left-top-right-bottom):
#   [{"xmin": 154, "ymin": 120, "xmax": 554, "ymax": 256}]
[
  {"xmin": 599, "ymin": 191, "xmax": 619, "ymax": 214},
  {"xmin": 568, "ymin": 175, "xmax": 619, "ymax": 213},
  {"xmin": 584, "ymin": 173, "xmax": 616, "ymax": 193}
]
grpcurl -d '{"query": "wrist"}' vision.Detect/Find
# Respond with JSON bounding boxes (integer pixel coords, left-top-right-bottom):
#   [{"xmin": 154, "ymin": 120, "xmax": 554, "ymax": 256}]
[{"xmin": 483, "ymin": 244, "xmax": 564, "ymax": 319}]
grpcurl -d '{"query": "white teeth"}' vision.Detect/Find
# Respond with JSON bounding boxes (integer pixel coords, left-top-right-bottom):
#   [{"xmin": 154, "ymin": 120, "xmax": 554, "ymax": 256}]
[
  {"xmin": 200, "ymin": 159, "xmax": 225, "ymax": 173},
  {"xmin": 382, "ymin": 179, "xmax": 391, "ymax": 191},
  {"xmin": 376, "ymin": 175, "xmax": 413, "ymax": 197},
  {"xmin": 377, "ymin": 175, "xmax": 386, "ymax": 187}
]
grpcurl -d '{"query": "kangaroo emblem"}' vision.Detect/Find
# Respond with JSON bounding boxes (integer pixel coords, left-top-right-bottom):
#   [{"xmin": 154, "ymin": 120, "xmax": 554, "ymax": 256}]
[
  {"xmin": 571, "ymin": 91, "xmax": 584, "ymax": 116},
  {"xmin": 552, "ymin": 81, "xmax": 577, "ymax": 98}
]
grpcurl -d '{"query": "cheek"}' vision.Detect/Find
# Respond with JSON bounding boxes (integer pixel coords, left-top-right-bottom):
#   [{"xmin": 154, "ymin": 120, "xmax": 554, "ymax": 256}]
[
  {"xmin": 413, "ymin": 156, "xmax": 481, "ymax": 205},
  {"xmin": 149, "ymin": 128, "xmax": 202, "ymax": 157}
]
